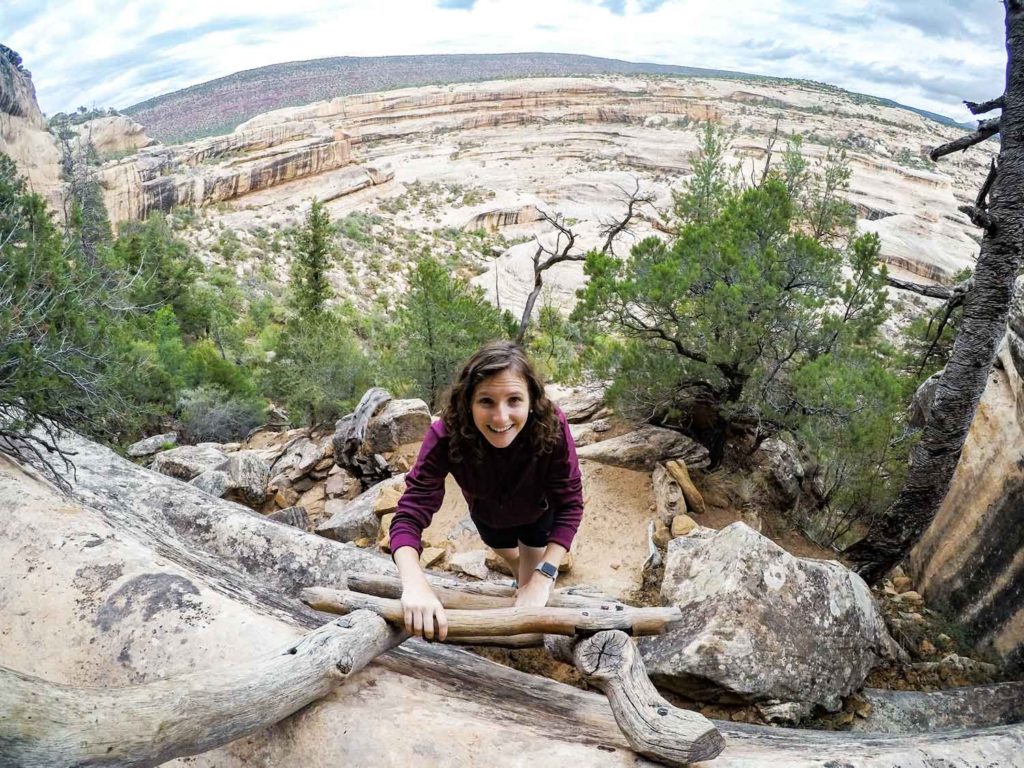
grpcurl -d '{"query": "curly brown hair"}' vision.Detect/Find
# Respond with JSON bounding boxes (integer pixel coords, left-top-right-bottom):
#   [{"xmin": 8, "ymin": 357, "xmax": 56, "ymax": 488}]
[{"xmin": 442, "ymin": 341, "xmax": 561, "ymax": 464}]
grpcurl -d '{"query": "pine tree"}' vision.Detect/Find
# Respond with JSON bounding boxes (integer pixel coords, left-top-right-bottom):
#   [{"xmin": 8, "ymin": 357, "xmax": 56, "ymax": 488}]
[{"xmin": 290, "ymin": 200, "xmax": 336, "ymax": 316}]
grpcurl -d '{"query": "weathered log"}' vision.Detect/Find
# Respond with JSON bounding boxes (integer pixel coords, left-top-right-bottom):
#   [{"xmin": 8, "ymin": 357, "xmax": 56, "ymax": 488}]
[
  {"xmin": 572, "ymin": 630, "xmax": 726, "ymax": 765},
  {"xmin": 301, "ymin": 587, "xmax": 681, "ymax": 637},
  {"xmin": 0, "ymin": 612, "xmax": 402, "ymax": 768},
  {"xmin": 348, "ymin": 572, "xmax": 616, "ymax": 609},
  {"xmin": 664, "ymin": 459, "xmax": 706, "ymax": 514}
]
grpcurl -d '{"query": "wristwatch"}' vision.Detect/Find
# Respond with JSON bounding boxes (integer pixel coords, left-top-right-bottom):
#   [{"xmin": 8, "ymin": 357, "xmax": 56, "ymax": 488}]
[{"xmin": 535, "ymin": 561, "xmax": 558, "ymax": 581}]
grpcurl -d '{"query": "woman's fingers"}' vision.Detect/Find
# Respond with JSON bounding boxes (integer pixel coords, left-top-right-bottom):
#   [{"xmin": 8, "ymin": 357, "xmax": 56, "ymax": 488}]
[
  {"xmin": 412, "ymin": 607, "xmax": 424, "ymax": 637},
  {"xmin": 435, "ymin": 605, "xmax": 449, "ymax": 642}
]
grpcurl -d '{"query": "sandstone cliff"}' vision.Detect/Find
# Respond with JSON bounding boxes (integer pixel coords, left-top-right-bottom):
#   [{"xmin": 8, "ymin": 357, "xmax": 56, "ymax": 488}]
[
  {"xmin": 911, "ymin": 277, "xmax": 1024, "ymax": 669},
  {"xmin": 0, "ymin": 45, "xmax": 61, "ymax": 207}
]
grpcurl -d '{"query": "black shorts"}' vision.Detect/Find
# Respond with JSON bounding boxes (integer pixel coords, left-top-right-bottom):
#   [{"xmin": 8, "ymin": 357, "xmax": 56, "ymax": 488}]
[{"xmin": 473, "ymin": 505, "xmax": 554, "ymax": 549}]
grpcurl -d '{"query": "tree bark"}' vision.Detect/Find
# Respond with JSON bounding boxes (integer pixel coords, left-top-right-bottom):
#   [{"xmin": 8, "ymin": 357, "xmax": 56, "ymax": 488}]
[
  {"xmin": 347, "ymin": 572, "xmax": 617, "ymax": 609},
  {"xmin": 572, "ymin": 631, "xmax": 726, "ymax": 765},
  {"xmin": 301, "ymin": 587, "xmax": 682, "ymax": 637},
  {"xmin": 0, "ymin": 612, "xmax": 403, "ymax": 768},
  {"xmin": 846, "ymin": 1, "xmax": 1024, "ymax": 583}
]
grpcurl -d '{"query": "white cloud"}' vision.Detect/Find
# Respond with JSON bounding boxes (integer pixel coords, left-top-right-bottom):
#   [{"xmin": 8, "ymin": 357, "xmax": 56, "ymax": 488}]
[{"xmin": 2, "ymin": 0, "xmax": 1006, "ymax": 120}]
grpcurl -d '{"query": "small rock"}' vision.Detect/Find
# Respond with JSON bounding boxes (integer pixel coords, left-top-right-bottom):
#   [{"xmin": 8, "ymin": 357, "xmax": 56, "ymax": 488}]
[
  {"xmin": 899, "ymin": 590, "xmax": 923, "ymax": 605},
  {"xmin": 374, "ymin": 483, "xmax": 405, "ymax": 516},
  {"xmin": 275, "ymin": 487, "xmax": 300, "ymax": 509},
  {"xmin": 836, "ymin": 711, "xmax": 856, "ymax": 727},
  {"xmin": 266, "ymin": 505, "xmax": 311, "ymax": 531},
  {"xmin": 378, "ymin": 513, "xmax": 395, "ymax": 552},
  {"xmin": 298, "ymin": 484, "xmax": 325, "ymax": 509},
  {"xmin": 292, "ymin": 477, "xmax": 314, "ymax": 493},
  {"xmin": 893, "ymin": 576, "xmax": 913, "ymax": 593},
  {"xmin": 420, "ymin": 547, "xmax": 446, "ymax": 568},
  {"xmin": 324, "ymin": 469, "xmax": 359, "ymax": 499},
  {"xmin": 670, "ymin": 514, "xmax": 698, "ymax": 537},
  {"xmin": 653, "ymin": 518, "xmax": 671, "ymax": 548},
  {"xmin": 190, "ymin": 469, "xmax": 231, "ymax": 498},
  {"xmin": 485, "ymin": 551, "xmax": 515, "ymax": 576},
  {"xmin": 450, "ymin": 550, "xmax": 491, "ymax": 580},
  {"xmin": 352, "ymin": 537, "xmax": 371, "ymax": 548},
  {"xmin": 919, "ymin": 639, "xmax": 937, "ymax": 655},
  {"xmin": 937, "ymin": 633, "xmax": 954, "ymax": 648}
]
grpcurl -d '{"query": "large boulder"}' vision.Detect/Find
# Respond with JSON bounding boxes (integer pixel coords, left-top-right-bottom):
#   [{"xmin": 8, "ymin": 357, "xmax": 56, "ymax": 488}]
[
  {"xmin": 751, "ymin": 437, "xmax": 804, "ymax": 506},
  {"xmin": 186, "ymin": 450, "xmax": 270, "ymax": 508},
  {"xmin": 639, "ymin": 523, "xmax": 901, "ymax": 716},
  {"xmin": 576, "ymin": 424, "xmax": 709, "ymax": 471},
  {"xmin": 545, "ymin": 384, "xmax": 610, "ymax": 423},
  {"xmin": 363, "ymin": 399, "xmax": 431, "ymax": 454},
  {"xmin": 126, "ymin": 432, "xmax": 177, "ymax": 458},
  {"xmin": 150, "ymin": 445, "xmax": 228, "ymax": 480},
  {"xmin": 316, "ymin": 474, "xmax": 407, "ymax": 542},
  {"xmin": 223, "ymin": 450, "xmax": 271, "ymax": 506}
]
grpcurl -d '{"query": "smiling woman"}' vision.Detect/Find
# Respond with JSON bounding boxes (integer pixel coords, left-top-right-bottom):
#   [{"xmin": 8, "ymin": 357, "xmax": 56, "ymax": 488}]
[{"xmin": 388, "ymin": 340, "xmax": 585, "ymax": 641}]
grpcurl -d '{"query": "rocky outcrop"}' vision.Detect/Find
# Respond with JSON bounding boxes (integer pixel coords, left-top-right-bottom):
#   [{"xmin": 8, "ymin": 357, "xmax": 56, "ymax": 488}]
[
  {"xmin": 73, "ymin": 115, "xmax": 153, "ymax": 159},
  {"xmin": 910, "ymin": 277, "xmax": 1024, "ymax": 669},
  {"xmin": 576, "ymin": 424, "xmax": 709, "ymax": 471},
  {"xmin": 0, "ymin": 46, "xmax": 62, "ymax": 208},
  {"xmin": 640, "ymin": 523, "xmax": 902, "ymax": 718},
  {"xmin": 96, "ymin": 129, "xmax": 362, "ymax": 222},
  {"xmin": 465, "ymin": 205, "xmax": 543, "ymax": 232},
  {"xmin": 0, "ymin": 46, "xmax": 45, "ymax": 127}
]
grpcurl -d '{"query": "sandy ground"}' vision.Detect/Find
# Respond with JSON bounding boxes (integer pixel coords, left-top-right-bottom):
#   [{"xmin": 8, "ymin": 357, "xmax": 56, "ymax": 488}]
[{"xmin": 414, "ymin": 458, "xmax": 654, "ymax": 599}]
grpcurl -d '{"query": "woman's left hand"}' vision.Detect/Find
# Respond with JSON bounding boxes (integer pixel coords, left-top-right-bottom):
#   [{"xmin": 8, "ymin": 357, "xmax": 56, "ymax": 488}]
[{"xmin": 514, "ymin": 575, "xmax": 553, "ymax": 608}]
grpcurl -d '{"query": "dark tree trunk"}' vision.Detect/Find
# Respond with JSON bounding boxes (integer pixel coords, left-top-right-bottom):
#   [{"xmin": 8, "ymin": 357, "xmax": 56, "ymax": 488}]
[{"xmin": 846, "ymin": 1, "xmax": 1024, "ymax": 583}]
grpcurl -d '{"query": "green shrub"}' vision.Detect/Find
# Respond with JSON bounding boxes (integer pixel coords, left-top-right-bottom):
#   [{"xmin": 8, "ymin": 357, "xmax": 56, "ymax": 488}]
[{"xmin": 177, "ymin": 386, "xmax": 265, "ymax": 444}]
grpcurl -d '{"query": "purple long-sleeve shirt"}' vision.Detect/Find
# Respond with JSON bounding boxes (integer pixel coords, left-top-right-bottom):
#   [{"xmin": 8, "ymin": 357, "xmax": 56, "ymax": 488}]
[{"xmin": 389, "ymin": 408, "xmax": 584, "ymax": 555}]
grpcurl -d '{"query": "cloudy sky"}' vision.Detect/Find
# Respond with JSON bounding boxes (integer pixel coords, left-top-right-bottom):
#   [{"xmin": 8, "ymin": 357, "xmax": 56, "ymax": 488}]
[{"xmin": 3, "ymin": 0, "xmax": 1008, "ymax": 121}]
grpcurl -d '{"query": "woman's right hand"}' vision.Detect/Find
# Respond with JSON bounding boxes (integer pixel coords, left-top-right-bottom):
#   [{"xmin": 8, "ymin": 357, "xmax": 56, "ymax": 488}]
[{"xmin": 400, "ymin": 579, "xmax": 448, "ymax": 642}]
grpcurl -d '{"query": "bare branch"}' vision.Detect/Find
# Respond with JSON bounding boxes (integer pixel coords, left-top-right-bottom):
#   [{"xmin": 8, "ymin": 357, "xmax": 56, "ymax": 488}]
[
  {"xmin": 976, "ymin": 157, "xmax": 999, "ymax": 209},
  {"xmin": 930, "ymin": 118, "xmax": 1000, "ymax": 161},
  {"xmin": 598, "ymin": 178, "xmax": 657, "ymax": 255},
  {"xmin": 959, "ymin": 204, "xmax": 996, "ymax": 231},
  {"xmin": 964, "ymin": 96, "xmax": 1004, "ymax": 115},
  {"xmin": 885, "ymin": 274, "xmax": 973, "ymax": 300}
]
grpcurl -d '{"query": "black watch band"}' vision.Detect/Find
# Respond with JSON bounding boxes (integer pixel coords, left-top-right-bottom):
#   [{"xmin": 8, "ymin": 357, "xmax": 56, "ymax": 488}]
[{"xmin": 535, "ymin": 561, "xmax": 558, "ymax": 581}]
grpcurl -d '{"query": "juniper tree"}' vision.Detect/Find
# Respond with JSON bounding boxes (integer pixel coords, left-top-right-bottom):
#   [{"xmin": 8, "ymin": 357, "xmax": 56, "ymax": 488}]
[
  {"xmin": 845, "ymin": 0, "xmax": 1024, "ymax": 582},
  {"xmin": 289, "ymin": 199, "xmax": 336, "ymax": 316}
]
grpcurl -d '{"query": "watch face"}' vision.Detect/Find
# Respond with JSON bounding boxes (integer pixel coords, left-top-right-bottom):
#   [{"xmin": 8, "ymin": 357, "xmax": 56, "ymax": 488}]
[{"xmin": 537, "ymin": 562, "xmax": 557, "ymax": 578}]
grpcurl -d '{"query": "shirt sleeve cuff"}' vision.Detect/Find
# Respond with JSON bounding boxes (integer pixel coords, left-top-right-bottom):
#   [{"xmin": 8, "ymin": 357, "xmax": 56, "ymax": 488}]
[
  {"xmin": 546, "ymin": 524, "xmax": 577, "ymax": 552},
  {"xmin": 389, "ymin": 535, "xmax": 424, "ymax": 557}
]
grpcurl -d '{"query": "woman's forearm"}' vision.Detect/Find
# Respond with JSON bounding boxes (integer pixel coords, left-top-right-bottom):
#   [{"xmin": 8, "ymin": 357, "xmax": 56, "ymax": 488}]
[
  {"xmin": 393, "ymin": 546, "xmax": 428, "ymax": 585},
  {"xmin": 542, "ymin": 542, "xmax": 567, "ymax": 569}
]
